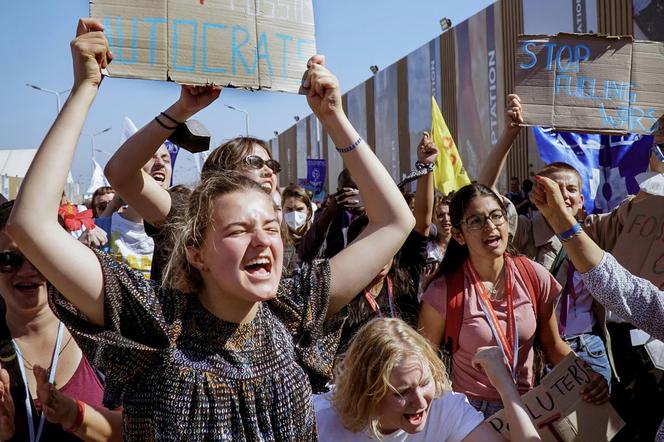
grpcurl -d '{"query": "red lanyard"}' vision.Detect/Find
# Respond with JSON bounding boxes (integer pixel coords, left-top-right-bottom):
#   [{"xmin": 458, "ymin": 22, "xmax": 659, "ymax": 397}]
[
  {"xmin": 363, "ymin": 276, "xmax": 395, "ymax": 318},
  {"xmin": 465, "ymin": 255, "xmax": 519, "ymax": 382}
]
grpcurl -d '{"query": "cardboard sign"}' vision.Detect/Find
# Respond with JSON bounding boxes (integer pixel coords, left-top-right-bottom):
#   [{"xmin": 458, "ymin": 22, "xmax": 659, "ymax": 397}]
[
  {"xmin": 515, "ymin": 34, "xmax": 664, "ymax": 134},
  {"xmin": 487, "ymin": 353, "xmax": 624, "ymax": 441},
  {"xmin": 90, "ymin": 0, "xmax": 316, "ymax": 92}
]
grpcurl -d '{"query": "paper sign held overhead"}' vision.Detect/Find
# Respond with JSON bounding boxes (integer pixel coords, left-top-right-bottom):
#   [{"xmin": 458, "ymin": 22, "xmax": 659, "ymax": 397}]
[
  {"xmin": 487, "ymin": 353, "xmax": 624, "ymax": 441},
  {"xmin": 90, "ymin": 0, "xmax": 316, "ymax": 93},
  {"xmin": 514, "ymin": 34, "xmax": 664, "ymax": 134}
]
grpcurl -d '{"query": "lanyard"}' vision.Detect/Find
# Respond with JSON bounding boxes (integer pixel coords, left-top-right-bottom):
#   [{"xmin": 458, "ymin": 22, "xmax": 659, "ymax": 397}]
[
  {"xmin": 363, "ymin": 276, "xmax": 395, "ymax": 318},
  {"xmin": 466, "ymin": 256, "xmax": 519, "ymax": 383},
  {"xmin": 12, "ymin": 322, "xmax": 65, "ymax": 442}
]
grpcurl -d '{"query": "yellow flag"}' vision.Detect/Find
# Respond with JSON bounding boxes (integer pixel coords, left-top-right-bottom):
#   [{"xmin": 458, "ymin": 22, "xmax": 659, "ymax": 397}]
[{"xmin": 431, "ymin": 96, "xmax": 471, "ymax": 194}]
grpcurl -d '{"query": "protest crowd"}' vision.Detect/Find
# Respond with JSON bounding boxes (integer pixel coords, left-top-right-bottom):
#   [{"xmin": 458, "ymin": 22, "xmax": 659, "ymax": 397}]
[{"xmin": 0, "ymin": 13, "xmax": 663, "ymax": 442}]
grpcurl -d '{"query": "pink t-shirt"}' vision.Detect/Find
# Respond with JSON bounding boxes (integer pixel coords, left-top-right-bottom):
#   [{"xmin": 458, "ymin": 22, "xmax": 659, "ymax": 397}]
[{"xmin": 422, "ymin": 258, "xmax": 560, "ymax": 402}]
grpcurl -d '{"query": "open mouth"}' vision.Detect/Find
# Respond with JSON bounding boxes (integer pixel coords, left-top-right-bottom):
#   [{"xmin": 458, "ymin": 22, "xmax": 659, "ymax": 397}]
[
  {"xmin": 151, "ymin": 171, "xmax": 166, "ymax": 183},
  {"xmin": 260, "ymin": 181, "xmax": 273, "ymax": 192},
  {"xmin": 484, "ymin": 235, "xmax": 502, "ymax": 249},
  {"xmin": 404, "ymin": 410, "xmax": 425, "ymax": 426},
  {"xmin": 243, "ymin": 256, "xmax": 272, "ymax": 278},
  {"xmin": 13, "ymin": 282, "xmax": 44, "ymax": 294}
]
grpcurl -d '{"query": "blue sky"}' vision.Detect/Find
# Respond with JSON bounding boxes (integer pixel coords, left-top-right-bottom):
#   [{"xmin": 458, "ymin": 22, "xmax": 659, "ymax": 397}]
[{"xmin": 0, "ymin": 0, "xmax": 494, "ymax": 189}]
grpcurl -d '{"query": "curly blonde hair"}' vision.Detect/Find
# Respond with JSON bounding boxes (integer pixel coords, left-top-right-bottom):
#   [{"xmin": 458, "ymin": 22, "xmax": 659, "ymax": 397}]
[
  {"xmin": 161, "ymin": 172, "xmax": 271, "ymax": 293},
  {"xmin": 332, "ymin": 318, "xmax": 451, "ymax": 439}
]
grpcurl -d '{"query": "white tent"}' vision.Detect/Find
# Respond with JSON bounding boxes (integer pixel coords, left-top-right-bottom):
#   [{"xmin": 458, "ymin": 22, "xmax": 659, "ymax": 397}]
[{"xmin": 0, "ymin": 148, "xmax": 76, "ymax": 199}]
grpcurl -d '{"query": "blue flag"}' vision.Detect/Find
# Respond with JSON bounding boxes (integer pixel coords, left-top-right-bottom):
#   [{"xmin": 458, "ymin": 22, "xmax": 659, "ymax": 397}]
[
  {"xmin": 532, "ymin": 127, "xmax": 652, "ymax": 214},
  {"xmin": 164, "ymin": 140, "xmax": 180, "ymax": 187}
]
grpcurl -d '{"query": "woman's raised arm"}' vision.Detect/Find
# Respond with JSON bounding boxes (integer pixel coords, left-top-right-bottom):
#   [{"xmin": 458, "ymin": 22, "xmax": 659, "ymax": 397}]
[
  {"xmin": 104, "ymin": 85, "xmax": 221, "ymax": 225},
  {"xmin": 301, "ymin": 56, "xmax": 415, "ymax": 316},
  {"xmin": 7, "ymin": 19, "xmax": 110, "ymax": 325}
]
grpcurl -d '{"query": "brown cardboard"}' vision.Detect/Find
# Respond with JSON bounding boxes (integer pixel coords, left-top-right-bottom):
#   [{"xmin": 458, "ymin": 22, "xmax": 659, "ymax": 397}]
[
  {"xmin": 486, "ymin": 353, "xmax": 625, "ymax": 441},
  {"xmin": 90, "ymin": 0, "xmax": 316, "ymax": 92},
  {"xmin": 515, "ymin": 34, "xmax": 664, "ymax": 134}
]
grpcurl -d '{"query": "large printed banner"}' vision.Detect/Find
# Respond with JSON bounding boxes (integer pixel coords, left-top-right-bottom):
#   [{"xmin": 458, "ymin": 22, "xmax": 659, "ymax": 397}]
[
  {"xmin": 487, "ymin": 353, "xmax": 624, "ymax": 441},
  {"xmin": 515, "ymin": 34, "xmax": 664, "ymax": 134},
  {"xmin": 90, "ymin": 0, "xmax": 316, "ymax": 92}
]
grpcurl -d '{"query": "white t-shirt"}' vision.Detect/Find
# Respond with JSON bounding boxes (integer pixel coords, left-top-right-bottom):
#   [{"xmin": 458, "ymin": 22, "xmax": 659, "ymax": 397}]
[
  {"xmin": 109, "ymin": 212, "xmax": 154, "ymax": 278},
  {"xmin": 314, "ymin": 391, "xmax": 483, "ymax": 442}
]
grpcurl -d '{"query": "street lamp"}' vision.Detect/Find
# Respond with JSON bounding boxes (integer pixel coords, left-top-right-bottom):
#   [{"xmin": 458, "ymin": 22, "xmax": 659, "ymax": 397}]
[
  {"xmin": 224, "ymin": 104, "xmax": 249, "ymax": 136},
  {"xmin": 439, "ymin": 18, "xmax": 452, "ymax": 32},
  {"xmin": 369, "ymin": 65, "xmax": 379, "ymax": 75},
  {"xmin": 26, "ymin": 83, "xmax": 71, "ymax": 114},
  {"xmin": 82, "ymin": 127, "xmax": 112, "ymax": 162}
]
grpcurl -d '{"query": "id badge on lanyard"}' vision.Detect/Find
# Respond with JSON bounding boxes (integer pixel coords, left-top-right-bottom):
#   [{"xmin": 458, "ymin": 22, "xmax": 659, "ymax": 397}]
[{"xmin": 12, "ymin": 322, "xmax": 65, "ymax": 442}]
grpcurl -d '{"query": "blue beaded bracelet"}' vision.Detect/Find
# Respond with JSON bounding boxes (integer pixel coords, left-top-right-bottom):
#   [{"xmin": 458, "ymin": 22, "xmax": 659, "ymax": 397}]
[
  {"xmin": 336, "ymin": 137, "xmax": 363, "ymax": 153},
  {"xmin": 557, "ymin": 222, "xmax": 583, "ymax": 242}
]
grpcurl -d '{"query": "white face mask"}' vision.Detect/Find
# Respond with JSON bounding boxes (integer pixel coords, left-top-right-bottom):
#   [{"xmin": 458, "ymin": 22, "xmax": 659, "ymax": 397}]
[{"xmin": 284, "ymin": 211, "xmax": 307, "ymax": 231}]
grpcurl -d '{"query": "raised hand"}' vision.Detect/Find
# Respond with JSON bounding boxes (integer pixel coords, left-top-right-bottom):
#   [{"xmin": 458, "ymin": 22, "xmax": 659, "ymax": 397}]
[
  {"xmin": 417, "ymin": 132, "xmax": 439, "ymax": 164},
  {"xmin": 302, "ymin": 55, "xmax": 343, "ymax": 121},
  {"xmin": 34, "ymin": 365, "xmax": 78, "ymax": 429},
  {"xmin": 505, "ymin": 94, "xmax": 523, "ymax": 134},
  {"xmin": 530, "ymin": 175, "xmax": 575, "ymax": 233},
  {"xmin": 0, "ymin": 363, "xmax": 15, "ymax": 441},
  {"xmin": 71, "ymin": 18, "xmax": 112, "ymax": 90},
  {"xmin": 472, "ymin": 346, "xmax": 515, "ymax": 394},
  {"xmin": 174, "ymin": 85, "xmax": 223, "ymax": 120}
]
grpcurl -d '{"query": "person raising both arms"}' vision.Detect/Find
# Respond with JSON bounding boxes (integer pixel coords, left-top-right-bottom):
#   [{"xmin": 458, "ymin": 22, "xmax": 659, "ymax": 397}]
[{"xmin": 6, "ymin": 18, "xmax": 414, "ymax": 441}]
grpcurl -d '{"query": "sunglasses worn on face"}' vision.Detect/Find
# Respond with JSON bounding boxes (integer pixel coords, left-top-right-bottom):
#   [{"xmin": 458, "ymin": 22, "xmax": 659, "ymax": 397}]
[
  {"xmin": 0, "ymin": 251, "xmax": 26, "ymax": 273},
  {"xmin": 460, "ymin": 209, "xmax": 507, "ymax": 231},
  {"xmin": 244, "ymin": 155, "xmax": 281, "ymax": 174}
]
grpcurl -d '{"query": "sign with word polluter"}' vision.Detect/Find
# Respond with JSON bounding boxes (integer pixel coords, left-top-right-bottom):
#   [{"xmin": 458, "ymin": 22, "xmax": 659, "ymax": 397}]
[
  {"xmin": 515, "ymin": 34, "xmax": 664, "ymax": 134},
  {"xmin": 90, "ymin": 0, "xmax": 316, "ymax": 93},
  {"xmin": 487, "ymin": 353, "xmax": 624, "ymax": 441}
]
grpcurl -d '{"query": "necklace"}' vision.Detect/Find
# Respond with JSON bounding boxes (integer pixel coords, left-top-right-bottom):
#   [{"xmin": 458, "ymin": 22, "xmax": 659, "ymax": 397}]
[
  {"xmin": 483, "ymin": 264, "xmax": 505, "ymax": 300},
  {"xmin": 13, "ymin": 335, "xmax": 73, "ymax": 371}
]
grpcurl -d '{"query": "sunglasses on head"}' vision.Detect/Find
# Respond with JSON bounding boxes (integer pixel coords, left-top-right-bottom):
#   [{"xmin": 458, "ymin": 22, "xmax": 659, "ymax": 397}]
[
  {"xmin": 244, "ymin": 155, "xmax": 281, "ymax": 174},
  {"xmin": 0, "ymin": 251, "xmax": 26, "ymax": 273}
]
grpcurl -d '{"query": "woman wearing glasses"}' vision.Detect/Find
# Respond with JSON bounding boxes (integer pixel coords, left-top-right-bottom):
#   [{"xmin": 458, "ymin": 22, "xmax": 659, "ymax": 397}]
[
  {"xmin": 418, "ymin": 184, "xmax": 608, "ymax": 416},
  {"xmin": 0, "ymin": 201, "xmax": 122, "ymax": 441}
]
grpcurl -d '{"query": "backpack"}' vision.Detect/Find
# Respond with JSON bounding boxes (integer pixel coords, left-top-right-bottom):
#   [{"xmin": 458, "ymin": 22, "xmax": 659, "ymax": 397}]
[{"xmin": 442, "ymin": 255, "xmax": 541, "ymax": 354}]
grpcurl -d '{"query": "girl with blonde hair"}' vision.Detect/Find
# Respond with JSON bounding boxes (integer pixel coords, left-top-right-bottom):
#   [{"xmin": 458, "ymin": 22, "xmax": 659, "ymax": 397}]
[{"xmin": 315, "ymin": 318, "xmax": 540, "ymax": 441}]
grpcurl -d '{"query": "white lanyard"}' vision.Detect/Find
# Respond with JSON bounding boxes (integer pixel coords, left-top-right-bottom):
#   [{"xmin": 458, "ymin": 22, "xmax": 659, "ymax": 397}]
[{"xmin": 12, "ymin": 322, "xmax": 65, "ymax": 442}]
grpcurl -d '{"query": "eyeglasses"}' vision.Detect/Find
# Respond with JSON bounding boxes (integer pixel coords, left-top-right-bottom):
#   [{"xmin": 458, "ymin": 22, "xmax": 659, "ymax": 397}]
[
  {"xmin": 0, "ymin": 251, "xmax": 26, "ymax": 273},
  {"xmin": 460, "ymin": 209, "xmax": 507, "ymax": 231},
  {"xmin": 244, "ymin": 155, "xmax": 281, "ymax": 174}
]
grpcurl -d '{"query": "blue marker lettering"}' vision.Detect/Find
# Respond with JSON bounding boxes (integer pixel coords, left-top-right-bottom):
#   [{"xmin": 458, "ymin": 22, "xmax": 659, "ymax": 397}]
[
  {"xmin": 232, "ymin": 25, "xmax": 256, "ymax": 75},
  {"xmin": 556, "ymin": 45, "xmax": 572, "ymax": 72},
  {"xmin": 646, "ymin": 108, "xmax": 660, "ymax": 133},
  {"xmin": 599, "ymin": 102, "xmax": 619, "ymax": 128},
  {"xmin": 202, "ymin": 23, "xmax": 227, "ymax": 73},
  {"xmin": 104, "ymin": 16, "xmax": 138, "ymax": 64},
  {"xmin": 172, "ymin": 20, "xmax": 198, "ymax": 72},
  {"xmin": 143, "ymin": 17, "xmax": 167, "ymax": 65},
  {"xmin": 543, "ymin": 43, "xmax": 557, "ymax": 71},
  {"xmin": 573, "ymin": 44, "xmax": 590, "ymax": 73},
  {"xmin": 256, "ymin": 32, "xmax": 274, "ymax": 79},
  {"xmin": 297, "ymin": 38, "xmax": 315, "ymax": 62},
  {"xmin": 276, "ymin": 33, "xmax": 293, "ymax": 78},
  {"xmin": 520, "ymin": 42, "xmax": 537, "ymax": 69},
  {"xmin": 555, "ymin": 74, "xmax": 572, "ymax": 97},
  {"xmin": 629, "ymin": 106, "xmax": 646, "ymax": 131}
]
